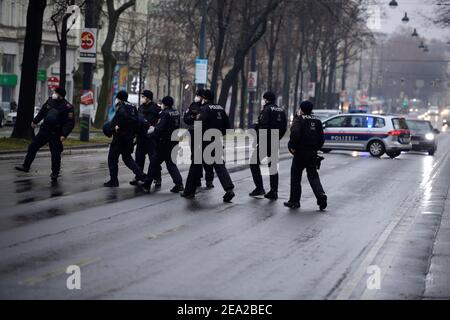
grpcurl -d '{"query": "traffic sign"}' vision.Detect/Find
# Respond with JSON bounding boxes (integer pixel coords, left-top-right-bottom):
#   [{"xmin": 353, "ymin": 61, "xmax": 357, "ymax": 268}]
[
  {"xmin": 47, "ymin": 76, "xmax": 60, "ymax": 90},
  {"xmin": 248, "ymin": 72, "xmax": 258, "ymax": 92},
  {"xmin": 195, "ymin": 59, "xmax": 208, "ymax": 85},
  {"xmin": 79, "ymin": 28, "xmax": 97, "ymax": 63}
]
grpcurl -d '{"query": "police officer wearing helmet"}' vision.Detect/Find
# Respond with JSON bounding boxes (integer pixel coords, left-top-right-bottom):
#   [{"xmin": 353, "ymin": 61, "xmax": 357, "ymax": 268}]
[
  {"xmin": 15, "ymin": 87, "xmax": 75, "ymax": 182},
  {"xmin": 130, "ymin": 90, "xmax": 162, "ymax": 187},
  {"xmin": 284, "ymin": 101, "xmax": 327, "ymax": 210},
  {"xmin": 249, "ymin": 91, "xmax": 287, "ymax": 200},
  {"xmin": 183, "ymin": 89, "xmax": 215, "ymax": 189},
  {"xmin": 143, "ymin": 96, "xmax": 184, "ymax": 193},
  {"xmin": 104, "ymin": 90, "xmax": 146, "ymax": 188},
  {"xmin": 182, "ymin": 89, "xmax": 235, "ymax": 203}
]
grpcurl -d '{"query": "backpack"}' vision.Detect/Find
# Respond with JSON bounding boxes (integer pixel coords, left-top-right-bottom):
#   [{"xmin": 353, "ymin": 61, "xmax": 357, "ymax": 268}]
[
  {"xmin": 297, "ymin": 116, "xmax": 322, "ymax": 150},
  {"xmin": 123, "ymin": 102, "xmax": 139, "ymax": 133}
]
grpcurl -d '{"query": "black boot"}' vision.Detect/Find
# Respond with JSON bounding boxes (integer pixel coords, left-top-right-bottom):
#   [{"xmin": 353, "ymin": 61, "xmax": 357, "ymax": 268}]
[
  {"xmin": 50, "ymin": 172, "xmax": 59, "ymax": 182},
  {"xmin": 264, "ymin": 190, "xmax": 278, "ymax": 200},
  {"xmin": 104, "ymin": 180, "xmax": 119, "ymax": 188},
  {"xmin": 317, "ymin": 193, "xmax": 328, "ymax": 211},
  {"xmin": 284, "ymin": 201, "xmax": 300, "ymax": 209},
  {"xmin": 181, "ymin": 192, "xmax": 195, "ymax": 199},
  {"xmin": 155, "ymin": 179, "xmax": 162, "ymax": 188},
  {"xmin": 223, "ymin": 190, "xmax": 235, "ymax": 203},
  {"xmin": 206, "ymin": 181, "xmax": 215, "ymax": 189},
  {"xmin": 249, "ymin": 188, "xmax": 266, "ymax": 197},
  {"xmin": 129, "ymin": 179, "xmax": 139, "ymax": 186},
  {"xmin": 15, "ymin": 165, "xmax": 30, "ymax": 173},
  {"xmin": 170, "ymin": 185, "xmax": 184, "ymax": 193}
]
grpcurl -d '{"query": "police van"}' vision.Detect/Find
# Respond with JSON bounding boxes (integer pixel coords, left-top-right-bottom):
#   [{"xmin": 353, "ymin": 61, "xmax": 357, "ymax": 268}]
[{"xmin": 321, "ymin": 114, "xmax": 412, "ymax": 158}]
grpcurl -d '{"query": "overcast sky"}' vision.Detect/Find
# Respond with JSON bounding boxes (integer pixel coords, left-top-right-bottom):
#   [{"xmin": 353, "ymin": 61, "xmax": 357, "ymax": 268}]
[{"xmin": 371, "ymin": 0, "xmax": 449, "ymax": 41}]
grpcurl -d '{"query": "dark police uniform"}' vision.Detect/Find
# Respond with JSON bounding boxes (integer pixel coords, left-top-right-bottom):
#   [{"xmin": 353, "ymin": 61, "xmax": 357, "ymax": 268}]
[
  {"xmin": 183, "ymin": 101, "xmax": 214, "ymax": 185},
  {"xmin": 135, "ymin": 100, "xmax": 161, "ymax": 181},
  {"xmin": 288, "ymin": 114, "xmax": 326, "ymax": 205},
  {"xmin": 144, "ymin": 107, "xmax": 183, "ymax": 189},
  {"xmin": 22, "ymin": 97, "xmax": 75, "ymax": 175},
  {"xmin": 250, "ymin": 102, "xmax": 287, "ymax": 193},
  {"xmin": 108, "ymin": 101, "xmax": 145, "ymax": 183},
  {"xmin": 184, "ymin": 102, "xmax": 234, "ymax": 196}
]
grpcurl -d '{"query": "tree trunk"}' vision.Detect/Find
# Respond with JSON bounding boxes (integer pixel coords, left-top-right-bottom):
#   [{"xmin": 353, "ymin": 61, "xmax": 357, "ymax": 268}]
[
  {"xmin": 217, "ymin": 0, "xmax": 280, "ymax": 108},
  {"xmin": 239, "ymin": 60, "xmax": 247, "ymax": 129},
  {"xmin": 327, "ymin": 47, "xmax": 337, "ymax": 109},
  {"xmin": 282, "ymin": 34, "xmax": 291, "ymax": 114},
  {"xmin": 94, "ymin": 0, "xmax": 135, "ymax": 128},
  {"xmin": 218, "ymin": 53, "xmax": 245, "ymax": 107},
  {"xmin": 72, "ymin": 65, "xmax": 84, "ymax": 127},
  {"xmin": 167, "ymin": 59, "xmax": 172, "ymax": 97},
  {"xmin": 211, "ymin": 0, "xmax": 232, "ymax": 95},
  {"xmin": 11, "ymin": 0, "xmax": 47, "ymax": 140},
  {"xmin": 229, "ymin": 74, "xmax": 238, "ymax": 128},
  {"xmin": 341, "ymin": 38, "xmax": 348, "ymax": 91}
]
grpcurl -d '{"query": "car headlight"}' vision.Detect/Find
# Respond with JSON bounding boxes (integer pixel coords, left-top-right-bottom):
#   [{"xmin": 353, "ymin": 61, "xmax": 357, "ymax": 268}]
[{"xmin": 425, "ymin": 133, "xmax": 435, "ymax": 141}]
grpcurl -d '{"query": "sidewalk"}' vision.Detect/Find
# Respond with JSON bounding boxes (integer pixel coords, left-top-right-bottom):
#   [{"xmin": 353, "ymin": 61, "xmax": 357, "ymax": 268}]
[{"xmin": 424, "ymin": 179, "xmax": 450, "ymax": 299}]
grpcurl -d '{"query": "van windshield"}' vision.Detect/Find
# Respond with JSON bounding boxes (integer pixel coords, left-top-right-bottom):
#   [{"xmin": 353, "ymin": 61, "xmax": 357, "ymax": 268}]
[{"xmin": 406, "ymin": 120, "xmax": 432, "ymax": 132}]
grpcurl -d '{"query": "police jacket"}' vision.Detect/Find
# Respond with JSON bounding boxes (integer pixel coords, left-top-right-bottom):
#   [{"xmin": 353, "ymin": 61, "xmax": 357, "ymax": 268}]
[
  {"xmin": 288, "ymin": 114, "xmax": 325, "ymax": 152},
  {"xmin": 255, "ymin": 103, "xmax": 287, "ymax": 140},
  {"xmin": 183, "ymin": 101, "xmax": 203, "ymax": 131},
  {"xmin": 33, "ymin": 98, "xmax": 75, "ymax": 137},
  {"xmin": 198, "ymin": 102, "xmax": 230, "ymax": 135},
  {"xmin": 138, "ymin": 101, "xmax": 161, "ymax": 135},
  {"xmin": 152, "ymin": 107, "xmax": 180, "ymax": 143},
  {"xmin": 111, "ymin": 101, "xmax": 139, "ymax": 140}
]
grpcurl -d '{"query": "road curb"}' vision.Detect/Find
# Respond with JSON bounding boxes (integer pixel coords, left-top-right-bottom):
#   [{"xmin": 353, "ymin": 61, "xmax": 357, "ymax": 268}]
[{"xmin": 0, "ymin": 144, "xmax": 110, "ymax": 161}]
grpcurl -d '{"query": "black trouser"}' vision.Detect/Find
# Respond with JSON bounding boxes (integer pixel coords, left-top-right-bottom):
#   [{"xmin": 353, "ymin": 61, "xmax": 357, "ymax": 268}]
[
  {"xmin": 250, "ymin": 143, "xmax": 279, "ymax": 192},
  {"xmin": 189, "ymin": 130, "xmax": 214, "ymax": 184},
  {"xmin": 185, "ymin": 141, "xmax": 234, "ymax": 194},
  {"xmin": 146, "ymin": 141, "xmax": 183, "ymax": 186},
  {"xmin": 135, "ymin": 135, "xmax": 161, "ymax": 181},
  {"xmin": 108, "ymin": 138, "xmax": 144, "ymax": 182},
  {"xmin": 23, "ymin": 128, "xmax": 63, "ymax": 175},
  {"xmin": 289, "ymin": 151, "xmax": 325, "ymax": 203}
]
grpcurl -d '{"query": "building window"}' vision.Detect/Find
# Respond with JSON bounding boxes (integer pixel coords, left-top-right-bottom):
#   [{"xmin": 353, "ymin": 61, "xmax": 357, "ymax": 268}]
[
  {"xmin": 2, "ymin": 54, "xmax": 15, "ymax": 73},
  {"xmin": 1, "ymin": 86, "xmax": 13, "ymax": 103}
]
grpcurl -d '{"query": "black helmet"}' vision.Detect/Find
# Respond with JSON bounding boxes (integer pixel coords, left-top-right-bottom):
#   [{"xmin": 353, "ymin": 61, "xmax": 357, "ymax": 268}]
[
  {"xmin": 103, "ymin": 121, "xmax": 113, "ymax": 138},
  {"xmin": 200, "ymin": 89, "xmax": 214, "ymax": 102},
  {"xmin": 263, "ymin": 91, "xmax": 276, "ymax": 103},
  {"xmin": 300, "ymin": 101, "xmax": 314, "ymax": 115}
]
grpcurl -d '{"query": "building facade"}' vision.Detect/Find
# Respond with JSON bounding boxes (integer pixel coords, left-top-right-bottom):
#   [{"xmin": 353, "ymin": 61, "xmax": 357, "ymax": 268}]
[{"xmin": 0, "ymin": 0, "xmax": 79, "ymax": 112}]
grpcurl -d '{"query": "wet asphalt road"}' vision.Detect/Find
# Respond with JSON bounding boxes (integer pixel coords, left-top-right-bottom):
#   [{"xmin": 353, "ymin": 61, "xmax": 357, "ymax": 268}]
[{"xmin": 0, "ymin": 124, "xmax": 449, "ymax": 299}]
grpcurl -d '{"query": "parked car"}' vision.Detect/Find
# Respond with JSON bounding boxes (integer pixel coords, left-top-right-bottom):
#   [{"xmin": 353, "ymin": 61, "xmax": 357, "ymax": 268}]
[
  {"xmin": 405, "ymin": 119, "xmax": 439, "ymax": 156},
  {"xmin": 321, "ymin": 113, "xmax": 412, "ymax": 158},
  {"xmin": 5, "ymin": 107, "xmax": 41, "ymax": 126},
  {"xmin": 312, "ymin": 109, "xmax": 341, "ymax": 122},
  {"xmin": 428, "ymin": 106, "xmax": 439, "ymax": 116}
]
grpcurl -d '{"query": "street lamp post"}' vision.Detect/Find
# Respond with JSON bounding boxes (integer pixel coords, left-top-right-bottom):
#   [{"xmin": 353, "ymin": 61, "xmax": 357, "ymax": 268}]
[
  {"xmin": 198, "ymin": 0, "xmax": 207, "ymax": 91},
  {"xmin": 80, "ymin": 0, "xmax": 95, "ymax": 142}
]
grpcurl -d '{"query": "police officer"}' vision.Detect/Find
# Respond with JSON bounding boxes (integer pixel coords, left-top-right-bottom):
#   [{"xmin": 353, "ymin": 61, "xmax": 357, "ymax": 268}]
[
  {"xmin": 249, "ymin": 91, "xmax": 287, "ymax": 200},
  {"xmin": 183, "ymin": 89, "xmax": 214, "ymax": 189},
  {"xmin": 104, "ymin": 90, "xmax": 146, "ymax": 187},
  {"xmin": 143, "ymin": 96, "xmax": 184, "ymax": 193},
  {"xmin": 284, "ymin": 101, "xmax": 327, "ymax": 210},
  {"xmin": 130, "ymin": 90, "xmax": 162, "ymax": 187},
  {"xmin": 15, "ymin": 87, "xmax": 75, "ymax": 182},
  {"xmin": 181, "ymin": 89, "xmax": 235, "ymax": 202}
]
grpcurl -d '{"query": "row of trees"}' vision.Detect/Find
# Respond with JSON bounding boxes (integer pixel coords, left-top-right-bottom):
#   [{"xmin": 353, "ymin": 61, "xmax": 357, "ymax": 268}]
[
  {"xmin": 151, "ymin": 0, "xmax": 374, "ymax": 127},
  {"xmin": 11, "ymin": 0, "xmax": 404, "ymax": 138}
]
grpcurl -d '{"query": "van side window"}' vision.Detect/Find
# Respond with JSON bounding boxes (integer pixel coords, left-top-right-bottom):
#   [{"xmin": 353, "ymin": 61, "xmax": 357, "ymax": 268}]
[
  {"xmin": 326, "ymin": 116, "xmax": 347, "ymax": 128},
  {"xmin": 374, "ymin": 117, "xmax": 386, "ymax": 128}
]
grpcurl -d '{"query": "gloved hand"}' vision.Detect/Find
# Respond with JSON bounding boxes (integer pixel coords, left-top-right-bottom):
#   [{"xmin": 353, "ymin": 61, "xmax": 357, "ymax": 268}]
[{"xmin": 147, "ymin": 126, "xmax": 155, "ymax": 135}]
